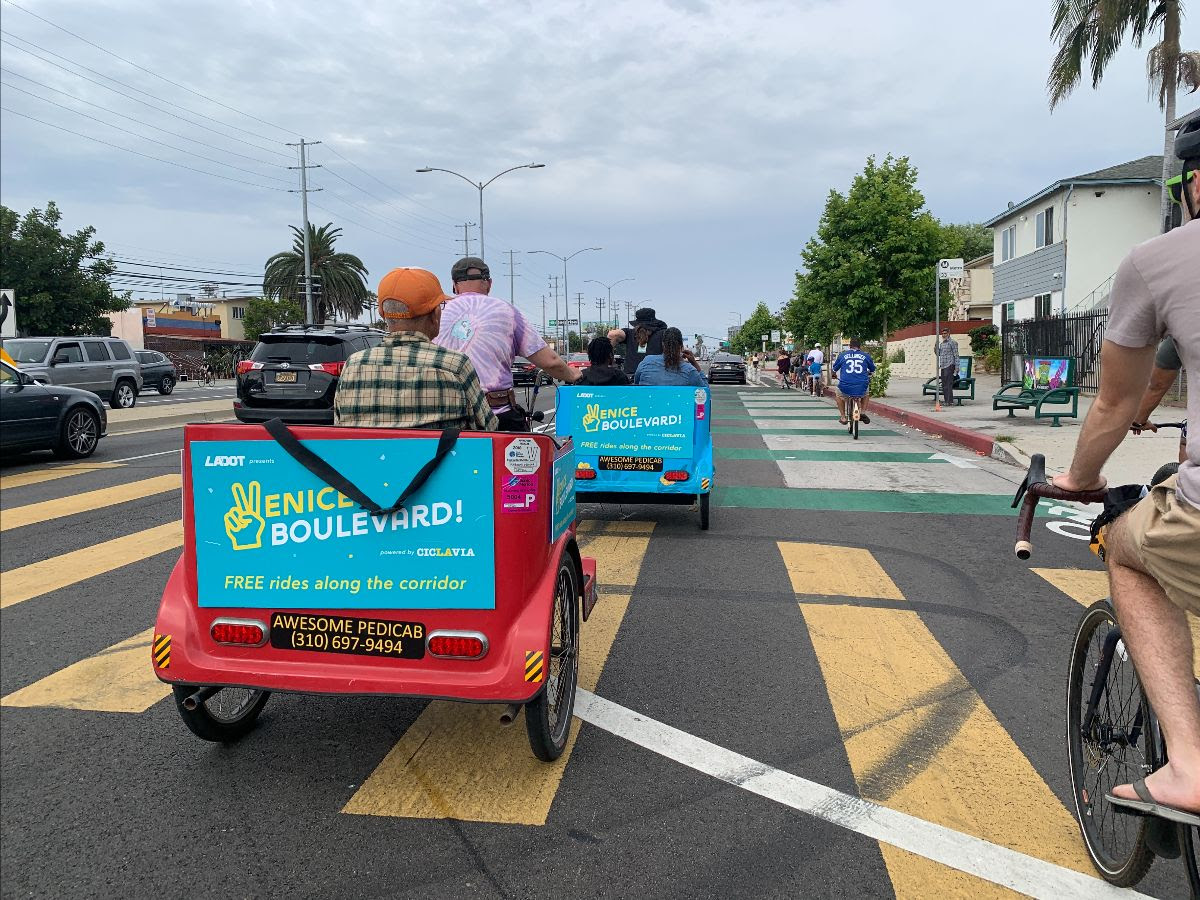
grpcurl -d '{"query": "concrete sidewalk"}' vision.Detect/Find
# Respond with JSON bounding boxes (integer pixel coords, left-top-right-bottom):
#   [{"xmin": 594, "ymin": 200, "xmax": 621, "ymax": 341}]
[{"xmin": 871, "ymin": 373, "xmax": 1185, "ymax": 486}]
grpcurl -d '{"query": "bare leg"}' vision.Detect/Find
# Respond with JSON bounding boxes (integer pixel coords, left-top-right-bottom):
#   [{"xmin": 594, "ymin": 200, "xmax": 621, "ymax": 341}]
[
  {"xmin": 1106, "ymin": 516, "xmax": 1200, "ymax": 814},
  {"xmin": 836, "ymin": 392, "xmax": 847, "ymax": 424}
]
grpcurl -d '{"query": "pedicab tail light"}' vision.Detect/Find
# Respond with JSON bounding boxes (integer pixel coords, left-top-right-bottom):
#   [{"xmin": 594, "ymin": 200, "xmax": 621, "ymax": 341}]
[
  {"xmin": 210, "ymin": 618, "xmax": 268, "ymax": 647},
  {"xmin": 427, "ymin": 631, "xmax": 488, "ymax": 660},
  {"xmin": 575, "ymin": 469, "xmax": 596, "ymax": 480},
  {"xmin": 664, "ymin": 470, "xmax": 690, "ymax": 482}
]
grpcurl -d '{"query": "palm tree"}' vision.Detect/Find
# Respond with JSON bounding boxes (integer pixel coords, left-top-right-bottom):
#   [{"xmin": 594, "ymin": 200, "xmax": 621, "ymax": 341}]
[
  {"xmin": 263, "ymin": 223, "xmax": 369, "ymax": 323},
  {"xmin": 1048, "ymin": 1, "xmax": 1200, "ymax": 231}
]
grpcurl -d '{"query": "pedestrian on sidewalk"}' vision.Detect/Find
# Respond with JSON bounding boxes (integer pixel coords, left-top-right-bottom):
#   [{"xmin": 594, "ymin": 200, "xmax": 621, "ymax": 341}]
[
  {"xmin": 936, "ymin": 328, "xmax": 959, "ymax": 407},
  {"xmin": 775, "ymin": 350, "xmax": 791, "ymax": 388}
]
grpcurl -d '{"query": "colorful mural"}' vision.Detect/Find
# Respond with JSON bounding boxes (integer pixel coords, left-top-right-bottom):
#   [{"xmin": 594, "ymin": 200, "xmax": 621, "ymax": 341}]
[{"xmin": 1022, "ymin": 357, "xmax": 1070, "ymax": 391}]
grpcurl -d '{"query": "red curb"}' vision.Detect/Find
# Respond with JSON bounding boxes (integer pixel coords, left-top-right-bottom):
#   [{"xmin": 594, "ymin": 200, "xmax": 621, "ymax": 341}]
[{"xmin": 865, "ymin": 399, "xmax": 994, "ymax": 456}]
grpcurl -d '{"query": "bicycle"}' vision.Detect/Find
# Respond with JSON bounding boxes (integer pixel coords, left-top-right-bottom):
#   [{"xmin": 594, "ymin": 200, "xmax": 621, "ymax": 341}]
[
  {"xmin": 845, "ymin": 394, "xmax": 862, "ymax": 440},
  {"xmin": 1012, "ymin": 450, "xmax": 1199, "ymax": 892}
]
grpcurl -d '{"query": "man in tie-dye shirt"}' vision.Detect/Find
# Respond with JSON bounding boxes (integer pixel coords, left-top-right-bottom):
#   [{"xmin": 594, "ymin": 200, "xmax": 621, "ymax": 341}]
[{"xmin": 434, "ymin": 257, "xmax": 580, "ymax": 431}]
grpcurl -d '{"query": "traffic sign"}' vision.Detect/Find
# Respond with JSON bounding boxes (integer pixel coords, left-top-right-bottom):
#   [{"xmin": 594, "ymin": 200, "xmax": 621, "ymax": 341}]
[
  {"xmin": 0, "ymin": 289, "xmax": 14, "ymax": 338},
  {"xmin": 548, "ymin": 319, "xmax": 579, "ymax": 326},
  {"xmin": 938, "ymin": 258, "xmax": 965, "ymax": 280},
  {"xmin": 771, "ymin": 330, "xmax": 781, "ymax": 342}
]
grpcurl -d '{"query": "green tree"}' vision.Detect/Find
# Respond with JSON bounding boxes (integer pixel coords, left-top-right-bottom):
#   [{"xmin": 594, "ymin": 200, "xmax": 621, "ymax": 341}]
[
  {"xmin": 797, "ymin": 155, "xmax": 940, "ymax": 346},
  {"xmin": 1048, "ymin": 0, "xmax": 1200, "ymax": 230},
  {"xmin": 242, "ymin": 295, "xmax": 303, "ymax": 342},
  {"xmin": 263, "ymin": 223, "xmax": 369, "ymax": 324},
  {"xmin": 732, "ymin": 302, "xmax": 779, "ymax": 355},
  {"xmin": 937, "ymin": 222, "xmax": 992, "ymax": 263},
  {"xmin": 0, "ymin": 202, "xmax": 129, "ymax": 335}
]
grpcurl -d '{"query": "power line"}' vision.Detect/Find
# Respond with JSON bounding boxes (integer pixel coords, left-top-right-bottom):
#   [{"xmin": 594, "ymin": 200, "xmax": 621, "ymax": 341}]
[
  {"xmin": 313, "ymin": 170, "xmax": 456, "ymax": 248},
  {"xmin": 322, "ymin": 145, "xmax": 459, "ymax": 227},
  {"xmin": 308, "ymin": 185, "xmax": 451, "ymax": 256},
  {"xmin": 3, "ymin": 82, "xmax": 293, "ymax": 183},
  {"xmin": 0, "ymin": 68, "xmax": 286, "ymax": 168},
  {"xmin": 98, "ymin": 242, "xmax": 261, "ymax": 269},
  {"xmin": 0, "ymin": 34, "xmax": 291, "ymax": 158},
  {"xmin": 0, "ymin": 0, "xmax": 299, "ymax": 138},
  {"xmin": 319, "ymin": 162, "xmax": 457, "ymax": 237},
  {"xmin": 97, "ymin": 258, "xmax": 263, "ymax": 278},
  {"xmin": 1, "ymin": 106, "xmax": 290, "ymax": 191}
]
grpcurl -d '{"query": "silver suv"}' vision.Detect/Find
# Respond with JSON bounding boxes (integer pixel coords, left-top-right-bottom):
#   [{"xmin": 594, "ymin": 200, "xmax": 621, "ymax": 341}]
[{"xmin": 2, "ymin": 336, "xmax": 143, "ymax": 408}]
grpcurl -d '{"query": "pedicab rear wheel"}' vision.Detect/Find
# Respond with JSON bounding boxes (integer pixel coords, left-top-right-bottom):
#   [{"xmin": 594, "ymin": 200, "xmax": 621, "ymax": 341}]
[
  {"xmin": 525, "ymin": 556, "xmax": 580, "ymax": 761},
  {"xmin": 699, "ymin": 492, "xmax": 710, "ymax": 530},
  {"xmin": 173, "ymin": 685, "xmax": 270, "ymax": 743}
]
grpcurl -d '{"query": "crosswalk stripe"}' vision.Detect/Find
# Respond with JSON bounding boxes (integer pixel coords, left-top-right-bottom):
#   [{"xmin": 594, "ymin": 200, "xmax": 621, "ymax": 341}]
[
  {"xmin": 778, "ymin": 542, "xmax": 1094, "ymax": 895},
  {"xmin": 0, "ymin": 474, "xmax": 181, "ymax": 531},
  {"xmin": 342, "ymin": 527, "xmax": 653, "ymax": 823},
  {"xmin": 777, "ymin": 542, "xmax": 903, "ymax": 600},
  {"xmin": 0, "ymin": 462, "xmax": 122, "ymax": 490},
  {"xmin": 0, "ymin": 521, "xmax": 182, "ymax": 609},
  {"xmin": 0, "ymin": 627, "xmax": 170, "ymax": 713}
]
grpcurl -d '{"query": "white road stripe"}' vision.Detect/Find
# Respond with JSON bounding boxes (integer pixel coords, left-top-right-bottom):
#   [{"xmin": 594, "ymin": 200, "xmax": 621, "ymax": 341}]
[{"xmin": 574, "ymin": 690, "xmax": 1144, "ymax": 900}]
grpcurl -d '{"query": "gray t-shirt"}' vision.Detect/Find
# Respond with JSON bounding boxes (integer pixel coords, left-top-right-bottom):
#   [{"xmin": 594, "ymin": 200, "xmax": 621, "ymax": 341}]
[{"xmin": 1105, "ymin": 218, "xmax": 1200, "ymax": 507}]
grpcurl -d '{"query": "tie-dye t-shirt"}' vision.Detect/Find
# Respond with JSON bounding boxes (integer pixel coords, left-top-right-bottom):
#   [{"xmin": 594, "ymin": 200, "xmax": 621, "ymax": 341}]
[{"xmin": 434, "ymin": 293, "xmax": 547, "ymax": 393}]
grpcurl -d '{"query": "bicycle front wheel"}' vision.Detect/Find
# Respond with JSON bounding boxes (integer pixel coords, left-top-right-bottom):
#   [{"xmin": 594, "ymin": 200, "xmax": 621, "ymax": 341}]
[{"xmin": 1066, "ymin": 599, "xmax": 1156, "ymax": 886}]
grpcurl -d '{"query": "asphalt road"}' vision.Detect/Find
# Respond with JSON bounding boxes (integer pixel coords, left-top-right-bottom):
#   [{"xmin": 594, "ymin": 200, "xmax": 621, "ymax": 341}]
[{"xmin": 0, "ymin": 382, "xmax": 1192, "ymax": 899}]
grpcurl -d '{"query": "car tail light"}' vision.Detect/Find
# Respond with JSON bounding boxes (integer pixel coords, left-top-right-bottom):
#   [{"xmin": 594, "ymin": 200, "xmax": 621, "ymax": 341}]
[
  {"xmin": 664, "ymin": 470, "xmax": 690, "ymax": 482},
  {"xmin": 427, "ymin": 631, "xmax": 487, "ymax": 659},
  {"xmin": 236, "ymin": 360, "xmax": 263, "ymax": 374},
  {"xmin": 210, "ymin": 618, "xmax": 267, "ymax": 646},
  {"xmin": 575, "ymin": 469, "xmax": 596, "ymax": 480},
  {"xmin": 309, "ymin": 361, "xmax": 345, "ymax": 376}
]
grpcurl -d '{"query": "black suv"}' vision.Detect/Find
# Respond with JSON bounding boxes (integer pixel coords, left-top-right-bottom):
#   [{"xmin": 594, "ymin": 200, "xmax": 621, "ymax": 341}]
[
  {"xmin": 234, "ymin": 324, "xmax": 385, "ymax": 424},
  {"xmin": 707, "ymin": 352, "xmax": 747, "ymax": 385}
]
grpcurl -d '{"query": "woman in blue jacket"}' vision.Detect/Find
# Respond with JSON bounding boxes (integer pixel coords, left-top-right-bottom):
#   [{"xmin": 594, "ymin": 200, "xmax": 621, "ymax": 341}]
[{"xmin": 633, "ymin": 328, "xmax": 708, "ymax": 387}]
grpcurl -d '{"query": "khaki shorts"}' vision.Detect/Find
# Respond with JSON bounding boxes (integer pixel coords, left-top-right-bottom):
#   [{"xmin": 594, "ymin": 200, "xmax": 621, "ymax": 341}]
[{"xmin": 1120, "ymin": 474, "xmax": 1200, "ymax": 615}]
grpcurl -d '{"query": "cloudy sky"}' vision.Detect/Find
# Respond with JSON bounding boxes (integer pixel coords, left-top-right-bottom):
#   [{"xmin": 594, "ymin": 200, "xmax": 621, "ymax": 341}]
[{"xmin": 1, "ymin": 0, "xmax": 1195, "ymax": 342}]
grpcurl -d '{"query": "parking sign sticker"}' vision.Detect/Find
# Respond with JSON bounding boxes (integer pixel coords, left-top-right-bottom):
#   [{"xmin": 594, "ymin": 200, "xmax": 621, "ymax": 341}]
[{"xmin": 505, "ymin": 437, "xmax": 541, "ymax": 475}]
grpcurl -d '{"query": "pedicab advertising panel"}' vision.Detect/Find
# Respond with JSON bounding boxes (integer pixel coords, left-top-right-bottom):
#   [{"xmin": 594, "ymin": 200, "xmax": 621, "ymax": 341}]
[
  {"xmin": 555, "ymin": 385, "xmax": 714, "ymax": 528},
  {"xmin": 153, "ymin": 422, "xmax": 596, "ymax": 761}
]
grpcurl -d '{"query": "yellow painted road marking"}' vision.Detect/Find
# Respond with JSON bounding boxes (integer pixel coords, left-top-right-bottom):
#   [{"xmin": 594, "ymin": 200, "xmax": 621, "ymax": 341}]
[
  {"xmin": 1034, "ymin": 567, "xmax": 1200, "ymax": 679},
  {"xmin": 1, "ymin": 627, "xmax": 171, "ymax": 713},
  {"xmin": 0, "ymin": 521, "xmax": 182, "ymax": 609},
  {"xmin": 777, "ymin": 541, "xmax": 903, "ymax": 600},
  {"xmin": 0, "ymin": 474, "xmax": 181, "ymax": 531},
  {"xmin": 344, "ymin": 527, "xmax": 653, "ymax": 823},
  {"xmin": 0, "ymin": 462, "xmax": 121, "ymax": 490},
  {"xmin": 779, "ymin": 543, "xmax": 1094, "ymax": 896}
]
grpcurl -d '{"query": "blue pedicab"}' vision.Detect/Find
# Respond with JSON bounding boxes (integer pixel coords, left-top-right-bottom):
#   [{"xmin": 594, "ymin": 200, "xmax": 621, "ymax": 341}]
[{"xmin": 555, "ymin": 385, "xmax": 714, "ymax": 529}]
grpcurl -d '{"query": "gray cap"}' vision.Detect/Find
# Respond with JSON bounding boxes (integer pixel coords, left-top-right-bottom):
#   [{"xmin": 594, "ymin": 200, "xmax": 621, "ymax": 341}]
[{"xmin": 451, "ymin": 256, "xmax": 490, "ymax": 283}]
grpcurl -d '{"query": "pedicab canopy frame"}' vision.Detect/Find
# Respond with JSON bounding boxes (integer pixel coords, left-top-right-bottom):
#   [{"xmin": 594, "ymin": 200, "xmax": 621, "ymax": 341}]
[
  {"xmin": 153, "ymin": 423, "xmax": 595, "ymax": 707},
  {"xmin": 556, "ymin": 385, "xmax": 714, "ymax": 528}
]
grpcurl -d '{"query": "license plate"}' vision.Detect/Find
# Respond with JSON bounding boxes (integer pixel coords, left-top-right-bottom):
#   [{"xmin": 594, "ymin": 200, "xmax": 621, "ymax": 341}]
[
  {"xmin": 274, "ymin": 371, "xmax": 297, "ymax": 383},
  {"xmin": 269, "ymin": 612, "xmax": 425, "ymax": 659},
  {"xmin": 599, "ymin": 455, "xmax": 664, "ymax": 472}
]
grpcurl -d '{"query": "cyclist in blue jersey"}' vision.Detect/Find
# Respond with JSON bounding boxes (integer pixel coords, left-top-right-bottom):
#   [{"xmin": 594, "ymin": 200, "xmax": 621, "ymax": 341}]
[{"xmin": 832, "ymin": 338, "xmax": 876, "ymax": 425}]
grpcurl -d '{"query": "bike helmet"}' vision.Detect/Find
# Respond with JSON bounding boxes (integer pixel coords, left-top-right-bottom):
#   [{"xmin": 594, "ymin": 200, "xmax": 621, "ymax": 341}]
[
  {"xmin": 1175, "ymin": 112, "xmax": 1200, "ymax": 162},
  {"xmin": 1174, "ymin": 113, "xmax": 1200, "ymax": 218}
]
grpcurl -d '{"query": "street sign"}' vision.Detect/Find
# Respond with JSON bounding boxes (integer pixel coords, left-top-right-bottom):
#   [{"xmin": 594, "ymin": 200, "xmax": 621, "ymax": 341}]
[
  {"xmin": 144, "ymin": 308, "xmax": 157, "ymax": 328},
  {"xmin": 771, "ymin": 330, "xmax": 781, "ymax": 342},
  {"xmin": 548, "ymin": 319, "xmax": 579, "ymax": 326},
  {"xmin": 0, "ymin": 289, "xmax": 14, "ymax": 338},
  {"xmin": 938, "ymin": 258, "xmax": 965, "ymax": 280}
]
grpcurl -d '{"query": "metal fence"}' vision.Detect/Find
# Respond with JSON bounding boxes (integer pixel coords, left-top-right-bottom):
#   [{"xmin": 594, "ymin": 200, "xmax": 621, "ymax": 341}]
[{"xmin": 1001, "ymin": 307, "xmax": 1109, "ymax": 395}]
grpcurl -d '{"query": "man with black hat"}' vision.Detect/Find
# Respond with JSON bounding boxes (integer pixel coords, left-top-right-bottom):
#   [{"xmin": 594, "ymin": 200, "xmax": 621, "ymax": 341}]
[
  {"xmin": 435, "ymin": 257, "xmax": 580, "ymax": 431},
  {"xmin": 608, "ymin": 307, "xmax": 669, "ymax": 378}
]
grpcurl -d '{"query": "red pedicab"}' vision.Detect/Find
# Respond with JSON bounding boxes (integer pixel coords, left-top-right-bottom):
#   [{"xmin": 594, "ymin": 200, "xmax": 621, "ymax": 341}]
[{"xmin": 152, "ymin": 421, "xmax": 595, "ymax": 761}]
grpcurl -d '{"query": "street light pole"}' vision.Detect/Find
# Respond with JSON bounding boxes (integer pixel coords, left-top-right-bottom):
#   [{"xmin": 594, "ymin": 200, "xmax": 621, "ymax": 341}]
[
  {"xmin": 530, "ymin": 247, "xmax": 601, "ymax": 348},
  {"xmin": 415, "ymin": 163, "xmax": 546, "ymax": 261},
  {"xmin": 584, "ymin": 277, "xmax": 634, "ymax": 329}
]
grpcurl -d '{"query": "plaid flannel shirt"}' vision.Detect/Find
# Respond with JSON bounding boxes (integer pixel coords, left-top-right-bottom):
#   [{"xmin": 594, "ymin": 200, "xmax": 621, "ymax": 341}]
[
  {"xmin": 334, "ymin": 331, "xmax": 499, "ymax": 432},
  {"xmin": 937, "ymin": 337, "xmax": 959, "ymax": 370}
]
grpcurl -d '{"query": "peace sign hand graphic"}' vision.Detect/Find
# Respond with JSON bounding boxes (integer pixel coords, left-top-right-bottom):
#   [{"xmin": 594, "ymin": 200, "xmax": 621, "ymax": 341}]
[
  {"xmin": 224, "ymin": 481, "xmax": 265, "ymax": 550},
  {"xmin": 582, "ymin": 403, "xmax": 601, "ymax": 433}
]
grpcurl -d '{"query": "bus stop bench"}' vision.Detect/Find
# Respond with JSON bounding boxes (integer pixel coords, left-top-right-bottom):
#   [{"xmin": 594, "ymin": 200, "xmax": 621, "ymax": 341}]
[{"xmin": 991, "ymin": 384, "xmax": 1081, "ymax": 426}]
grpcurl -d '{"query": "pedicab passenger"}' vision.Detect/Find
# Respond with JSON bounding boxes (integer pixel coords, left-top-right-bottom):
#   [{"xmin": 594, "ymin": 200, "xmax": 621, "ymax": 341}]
[
  {"xmin": 577, "ymin": 336, "xmax": 630, "ymax": 386},
  {"xmin": 334, "ymin": 267, "xmax": 498, "ymax": 431},
  {"xmin": 632, "ymin": 327, "xmax": 708, "ymax": 388}
]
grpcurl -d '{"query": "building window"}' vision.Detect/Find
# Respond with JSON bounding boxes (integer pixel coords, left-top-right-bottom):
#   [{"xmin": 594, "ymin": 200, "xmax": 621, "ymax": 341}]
[
  {"xmin": 1034, "ymin": 293, "xmax": 1053, "ymax": 318},
  {"xmin": 1001, "ymin": 225, "xmax": 1016, "ymax": 262},
  {"xmin": 1035, "ymin": 206, "xmax": 1054, "ymax": 248},
  {"xmin": 232, "ymin": 306, "xmax": 245, "ymax": 320}
]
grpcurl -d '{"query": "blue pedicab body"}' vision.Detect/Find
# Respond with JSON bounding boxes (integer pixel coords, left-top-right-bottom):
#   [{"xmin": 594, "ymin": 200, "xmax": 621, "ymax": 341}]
[{"xmin": 555, "ymin": 385, "xmax": 714, "ymax": 529}]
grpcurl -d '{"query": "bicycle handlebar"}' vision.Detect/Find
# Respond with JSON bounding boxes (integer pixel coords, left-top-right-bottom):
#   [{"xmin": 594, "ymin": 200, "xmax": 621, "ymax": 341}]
[{"xmin": 1011, "ymin": 453, "xmax": 1108, "ymax": 560}]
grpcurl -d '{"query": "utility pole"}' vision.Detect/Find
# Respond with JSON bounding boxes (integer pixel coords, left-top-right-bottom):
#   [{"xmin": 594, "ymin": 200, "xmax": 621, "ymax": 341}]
[
  {"xmin": 575, "ymin": 292, "xmax": 584, "ymax": 345},
  {"xmin": 541, "ymin": 294, "xmax": 547, "ymax": 337},
  {"xmin": 550, "ymin": 276, "xmax": 561, "ymax": 348},
  {"xmin": 287, "ymin": 138, "xmax": 322, "ymax": 323},
  {"xmin": 504, "ymin": 250, "xmax": 519, "ymax": 305},
  {"xmin": 456, "ymin": 222, "xmax": 477, "ymax": 256},
  {"xmin": 595, "ymin": 296, "xmax": 605, "ymax": 329}
]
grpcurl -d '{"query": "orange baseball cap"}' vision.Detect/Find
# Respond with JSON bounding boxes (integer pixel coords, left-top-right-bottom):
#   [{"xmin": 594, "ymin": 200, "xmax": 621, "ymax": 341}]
[{"xmin": 377, "ymin": 268, "xmax": 450, "ymax": 319}]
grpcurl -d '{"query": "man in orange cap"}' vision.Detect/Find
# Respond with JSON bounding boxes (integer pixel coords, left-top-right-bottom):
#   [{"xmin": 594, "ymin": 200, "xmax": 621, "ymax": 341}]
[{"xmin": 334, "ymin": 268, "xmax": 497, "ymax": 431}]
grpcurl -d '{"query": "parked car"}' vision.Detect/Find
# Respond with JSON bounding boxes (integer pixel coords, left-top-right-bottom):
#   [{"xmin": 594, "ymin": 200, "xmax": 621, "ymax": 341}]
[
  {"xmin": 1, "ymin": 358, "xmax": 107, "ymax": 458},
  {"xmin": 566, "ymin": 353, "xmax": 590, "ymax": 371},
  {"xmin": 707, "ymin": 352, "xmax": 747, "ymax": 385},
  {"xmin": 234, "ymin": 324, "xmax": 385, "ymax": 425},
  {"xmin": 511, "ymin": 356, "xmax": 550, "ymax": 387},
  {"xmin": 2, "ymin": 336, "xmax": 143, "ymax": 409},
  {"xmin": 135, "ymin": 350, "xmax": 178, "ymax": 394}
]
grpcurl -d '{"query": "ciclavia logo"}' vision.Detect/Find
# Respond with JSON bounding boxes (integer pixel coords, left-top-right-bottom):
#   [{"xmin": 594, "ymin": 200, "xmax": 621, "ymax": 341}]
[
  {"xmin": 205, "ymin": 455, "xmax": 246, "ymax": 467},
  {"xmin": 416, "ymin": 547, "xmax": 477, "ymax": 557}
]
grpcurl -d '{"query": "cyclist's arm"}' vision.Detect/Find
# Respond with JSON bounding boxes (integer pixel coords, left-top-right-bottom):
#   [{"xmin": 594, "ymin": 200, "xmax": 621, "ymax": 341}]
[
  {"xmin": 1056, "ymin": 339, "xmax": 1156, "ymax": 491},
  {"xmin": 607, "ymin": 329, "xmax": 626, "ymax": 345},
  {"xmin": 831, "ymin": 354, "xmax": 842, "ymax": 374},
  {"xmin": 529, "ymin": 346, "xmax": 580, "ymax": 383},
  {"xmin": 1132, "ymin": 365, "xmax": 1179, "ymax": 430}
]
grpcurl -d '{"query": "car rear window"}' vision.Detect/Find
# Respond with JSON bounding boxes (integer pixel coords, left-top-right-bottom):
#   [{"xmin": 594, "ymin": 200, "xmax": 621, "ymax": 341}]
[
  {"xmin": 252, "ymin": 338, "xmax": 346, "ymax": 364},
  {"xmin": 83, "ymin": 340, "xmax": 111, "ymax": 362},
  {"xmin": 108, "ymin": 341, "xmax": 132, "ymax": 360},
  {"xmin": 4, "ymin": 339, "xmax": 51, "ymax": 363}
]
